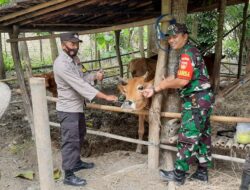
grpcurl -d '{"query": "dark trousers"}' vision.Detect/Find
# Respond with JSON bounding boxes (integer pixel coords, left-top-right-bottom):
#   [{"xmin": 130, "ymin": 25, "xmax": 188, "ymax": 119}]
[{"xmin": 57, "ymin": 111, "xmax": 86, "ymax": 171}]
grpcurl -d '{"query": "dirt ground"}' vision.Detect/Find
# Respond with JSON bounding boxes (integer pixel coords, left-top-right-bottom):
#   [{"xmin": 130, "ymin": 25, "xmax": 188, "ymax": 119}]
[{"xmin": 0, "ymin": 79, "xmax": 249, "ymax": 190}]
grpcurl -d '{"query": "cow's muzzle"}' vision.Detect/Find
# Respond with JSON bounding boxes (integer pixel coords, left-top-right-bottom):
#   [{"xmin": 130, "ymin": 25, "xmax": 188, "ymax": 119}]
[{"xmin": 121, "ymin": 100, "xmax": 136, "ymax": 110}]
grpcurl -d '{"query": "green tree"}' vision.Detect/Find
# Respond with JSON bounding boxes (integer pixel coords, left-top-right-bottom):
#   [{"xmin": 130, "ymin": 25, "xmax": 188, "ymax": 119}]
[
  {"xmin": 0, "ymin": 0, "xmax": 10, "ymax": 5},
  {"xmin": 187, "ymin": 11, "xmax": 218, "ymax": 52}
]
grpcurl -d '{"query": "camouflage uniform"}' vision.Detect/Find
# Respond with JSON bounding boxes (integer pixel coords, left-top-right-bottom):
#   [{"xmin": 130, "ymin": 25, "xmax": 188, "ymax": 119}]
[{"xmin": 174, "ymin": 42, "xmax": 215, "ymax": 172}]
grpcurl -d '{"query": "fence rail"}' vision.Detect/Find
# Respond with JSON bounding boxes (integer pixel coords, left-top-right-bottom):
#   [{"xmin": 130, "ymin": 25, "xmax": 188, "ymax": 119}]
[
  {"xmin": 30, "ymin": 78, "xmax": 247, "ymax": 190},
  {"xmin": 49, "ymin": 122, "xmax": 244, "ymax": 164}
]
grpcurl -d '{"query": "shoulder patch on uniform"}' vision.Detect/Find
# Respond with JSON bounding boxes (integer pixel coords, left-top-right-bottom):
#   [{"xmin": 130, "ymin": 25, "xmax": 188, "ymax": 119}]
[{"xmin": 177, "ymin": 54, "xmax": 193, "ymax": 80}]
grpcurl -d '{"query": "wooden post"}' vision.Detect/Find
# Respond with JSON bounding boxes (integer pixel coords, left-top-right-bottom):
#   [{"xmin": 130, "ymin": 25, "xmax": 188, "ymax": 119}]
[
  {"xmin": 30, "ymin": 77, "xmax": 55, "ymax": 190},
  {"xmin": 148, "ymin": 0, "xmax": 170, "ymax": 169},
  {"xmin": 162, "ymin": 1, "xmax": 188, "ymax": 189},
  {"xmin": 246, "ymin": 38, "xmax": 250, "ymax": 74},
  {"xmin": 49, "ymin": 31, "xmax": 59, "ymax": 62},
  {"xmin": 237, "ymin": 0, "xmax": 249, "ymax": 78},
  {"xmin": 138, "ymin": 26, "xmax": 145, "ymax": 58},
  {"xmin": 19, "ymin": 33, "xmax": 32, "ymax": 77},
  {"xmin": 114, "ymin": 30, "xmax": 123, "ymax": 77},
  {"xmin": 9, "ymin": 25, "xmax": 35, "ymax": 137},
  {"xmin": 212, "ymin": 0, "xmax": 226, "ymax": 93},
  {"xmin": 147, "ymin": 24, "xmax": 157, "ymax": 57},
  {"xmin": 0, "ymin": 33, "xmax": 6, "ymax": 79}
]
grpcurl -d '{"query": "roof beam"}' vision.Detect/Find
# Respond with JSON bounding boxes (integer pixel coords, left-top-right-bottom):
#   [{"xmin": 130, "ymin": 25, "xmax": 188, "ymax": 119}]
[
  {"xmin": 0, "ymin": 0, "xmax": 67, "ymax": 22},
  {"xmin": 33, "ymin": 23, "xmax": 112, "ymax": 27},
  {"xmin": 19, "ymin": 0, "xmax": 97, "ymax": 26},
  {"xmin": 6, "ymin": 16, "xmax": 173, "ymax": 42},
  {"xmin": 2, "ymin": 0, "xmax": 87, "ymax": 26}
]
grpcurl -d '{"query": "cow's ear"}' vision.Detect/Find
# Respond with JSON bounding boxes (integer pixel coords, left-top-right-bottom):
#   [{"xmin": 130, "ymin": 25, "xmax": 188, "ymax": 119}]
[
  {"xmin": 143, "ymin": 71, "xmax": 149, "ymax": 80},
  {"xmin": 117, "ymin": 84, "xmax": 127, "ymax": 95}
]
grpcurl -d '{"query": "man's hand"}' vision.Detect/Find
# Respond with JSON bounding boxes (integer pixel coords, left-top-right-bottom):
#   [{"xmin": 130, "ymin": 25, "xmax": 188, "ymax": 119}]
[
  {"xmin": 96, "ymin": 69, "xmax": 104, "ymax": 81},
  {"xmin": 142, "ymin": 88, "xmax": 154, "ymax": 98},
  {"xmin": 105, "ymin": 95, "xmax": 118, "ymax": 102}
]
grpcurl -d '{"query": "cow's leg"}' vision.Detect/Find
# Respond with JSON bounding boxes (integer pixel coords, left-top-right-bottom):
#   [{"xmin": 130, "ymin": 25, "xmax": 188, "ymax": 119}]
[{"xmin": 136, "ymin": 114, "xmax": 145, "ymax": 153}]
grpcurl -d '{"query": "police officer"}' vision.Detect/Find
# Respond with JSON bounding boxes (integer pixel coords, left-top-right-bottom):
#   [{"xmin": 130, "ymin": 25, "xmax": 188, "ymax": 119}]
[
  {"xmin": 53, "ymin": 32, "xmax": 117, "ymax": 186},
  {"xmin": 143, "ymin": 23, "xmax": 214, "ymax": 185}
]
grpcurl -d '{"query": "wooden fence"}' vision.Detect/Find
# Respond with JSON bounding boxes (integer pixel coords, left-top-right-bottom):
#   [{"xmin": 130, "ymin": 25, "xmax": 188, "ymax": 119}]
[{"xmin": 30, "ymin": 77, "xmax": 249, "ymax": 190}]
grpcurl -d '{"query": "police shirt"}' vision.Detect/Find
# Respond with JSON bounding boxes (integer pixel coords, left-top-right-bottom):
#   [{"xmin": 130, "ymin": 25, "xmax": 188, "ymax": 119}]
[{"xmin": 53, "ymin": 51, "xmax": 99, "ymax": 112}]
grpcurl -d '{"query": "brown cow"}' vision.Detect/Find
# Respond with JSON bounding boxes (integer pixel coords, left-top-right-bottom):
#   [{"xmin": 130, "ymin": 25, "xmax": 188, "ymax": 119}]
[
  {"xmin": 128, "ymin": 56, "xmax": 157, "ymax": 79},
  {"xmin": 128, "ymin": 54, "xmax": 218, "ymax": 79},
  {"xmin": 34, "ymin": 72, "xmax": 57, "ymax": 97},
  {"xmin": 118, "ymin": 72, "xmax": 153, "ymax": 153},
  {"xmin": 119, "ymin": 53, "xmax": 217, "ymax": 153}
]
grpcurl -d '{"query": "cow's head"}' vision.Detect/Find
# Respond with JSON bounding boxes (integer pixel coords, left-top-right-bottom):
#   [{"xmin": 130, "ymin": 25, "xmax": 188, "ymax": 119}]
[
  {"xmin": 117, "ymin": 72, "xmax": 153, "ymax": 110},
  {"xmin": 128, "ymin": 58, "xmax": 148, "ymax": 78}
]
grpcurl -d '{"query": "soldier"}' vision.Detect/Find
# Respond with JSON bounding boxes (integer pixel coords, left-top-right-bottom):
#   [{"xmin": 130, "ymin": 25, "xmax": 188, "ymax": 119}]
[
  {"xmin": 143, "ymin": 23, "xmax": 214, "ymax": 185},
  {"xmin": 53, "ymin": 32, "xmax": 117, "ymax": 186}
]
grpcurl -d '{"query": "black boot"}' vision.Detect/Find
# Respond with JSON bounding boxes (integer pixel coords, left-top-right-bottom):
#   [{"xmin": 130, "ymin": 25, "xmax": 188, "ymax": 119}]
[
  {"xmin": 159, "ymin": 169, "xmax": 186, "ymax": 185},
  {"xmin": 189, "ymin": 166, "xmax": 208, "ymax": 182},
  {"xmin": 72, "ymin": 160, "xmax": 95, "ymax": 172},
  {"xmin": 240, "ymin": 171, "xmax": 250, "ymax": 190},
  {"xmin": 64, "ymin": 170, "xmax": 87, "ymax": 186}
]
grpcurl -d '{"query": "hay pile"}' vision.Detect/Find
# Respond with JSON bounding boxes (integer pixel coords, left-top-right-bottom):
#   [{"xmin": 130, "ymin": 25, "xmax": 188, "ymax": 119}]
[{"xmin": 214, "ymin": 81, "xmax": 250, "ymax": 118}]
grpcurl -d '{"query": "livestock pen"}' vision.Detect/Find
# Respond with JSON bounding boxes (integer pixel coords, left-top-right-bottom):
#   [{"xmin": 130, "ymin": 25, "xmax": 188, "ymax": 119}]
[{"xmin": 30, "ymin": 77, "xmax": 250, "ymax": 190}]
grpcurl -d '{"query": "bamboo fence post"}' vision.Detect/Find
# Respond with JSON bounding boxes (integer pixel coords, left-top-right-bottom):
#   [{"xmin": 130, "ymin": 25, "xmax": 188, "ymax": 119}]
[
  {"xmin": 9, "ymin": 25, "xmax": 34, "ymax": 137},
  {"xmin": 212, "ymin": 0, "xmax": 226, "ymax": 93},
  {"xmin": 115, "ymin": 30, "xmax": 123, "ymax": 78},
  {"xmin": 237, "ymin": 0, "xmax": 249, "ymax": 78},
  {"xmin": 147, "ymin": 0, "xmax": 171, "ymax": 169},
  {"xmin": 30, "ymin": 77, "xmax": 55, "ymax": 190}
]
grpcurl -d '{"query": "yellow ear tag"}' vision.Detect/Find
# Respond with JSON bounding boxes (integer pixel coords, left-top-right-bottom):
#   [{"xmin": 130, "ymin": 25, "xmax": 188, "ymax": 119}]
[{"xmin": 82, "ymin": 66, "xmax": 87, "ymax": 73}]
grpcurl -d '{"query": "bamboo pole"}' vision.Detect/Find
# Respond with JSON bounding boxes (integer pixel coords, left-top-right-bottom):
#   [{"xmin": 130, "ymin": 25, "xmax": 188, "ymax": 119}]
[
  {"xmin": 245, "ymin": 144, "xmax": 250, "ymax": 151},
  {"xmin": 225, "ymin": 138, "xmax": 234, "ymax": 149},
  {"xmin": 46, "ymin": 97, "xmax": 250, "ymax": 123},
  {"xmin": 30, "ymin": 78, "xmax": 54, "ymax": 190},
  {"xmin": 216, "ymin": 136, "xmax": 229, "ymax": 147},
  {"xmin": 147, "ymin": 0, "xmax": 171, "ymax": 170},
  {"xmin": 0, "ymin": 77, "xmax": 18, "ymax": 82},
  {"xmin": 49, "ymin": 121, "xmax": 245, "ymax": 163},
  {"xmin": 238, "ymin": 144, "xmax": 245, "ymax": 150},
  {"xmin": 232, "ymin": 141, "xmax": 240, "ymax": 150},
  {"xmin": 212, "ymin": 137, "xmax": 221, "ymax": 147}
]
